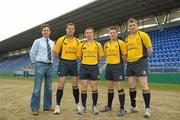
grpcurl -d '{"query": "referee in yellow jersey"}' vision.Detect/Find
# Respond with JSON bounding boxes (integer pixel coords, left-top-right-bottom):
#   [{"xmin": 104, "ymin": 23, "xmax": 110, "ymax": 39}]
[
  {"xmin": 77, "ymin": 27, "xmax": 104, "ymax": 115},
  {"xmin": 100, "ymin": 26, "xmax": 127, "ymax": 117},
  {"xmin": 53, "ymin": 23, "xmax": 81, "ymax": 114},
  {"xmin": 125, "ymin": 18, "xmax": 153, "ymax": 118}
]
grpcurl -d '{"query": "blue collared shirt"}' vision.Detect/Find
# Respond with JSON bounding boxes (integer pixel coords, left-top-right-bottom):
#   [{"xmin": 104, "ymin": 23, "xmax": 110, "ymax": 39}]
[{"xmin": 30, "ymin": 37, "xmax": 54, "ymax": 63}]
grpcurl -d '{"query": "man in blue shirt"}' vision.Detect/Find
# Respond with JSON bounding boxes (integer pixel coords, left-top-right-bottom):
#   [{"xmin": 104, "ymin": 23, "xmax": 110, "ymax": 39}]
[{"xmin": 30, "ymin": 24, "xmax": 54, "ymax": 115}]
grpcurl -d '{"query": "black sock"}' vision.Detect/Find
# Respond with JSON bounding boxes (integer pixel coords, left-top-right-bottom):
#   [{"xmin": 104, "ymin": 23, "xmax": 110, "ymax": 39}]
[
  {"xmin": 107, "ymin": 89, "xmax": 114, "ymax": 108},
  {"xmin": 118, "ymin": 89, "xmax": 125, "ymax": 110},
  {"xmin": 129, "ymin": 88, "xmax": 137, "ymax": 107},
  {"xmin": 81, "ymin": 91, "xmax": 87, "ymax": 108},
  {"xmin": 56, "ymin": 88, "xmax": 63, "ymax": 106},
  {"xmin": 72, "ymin": 86, "xmax": 79, "ymax": 104},
  {"xmin": 92, "ymin": 90, "xmax": 98, "ymax": 106},
  {"xmin": 142, "ymin": 89, "xmax": 151, "ymax": 108}
]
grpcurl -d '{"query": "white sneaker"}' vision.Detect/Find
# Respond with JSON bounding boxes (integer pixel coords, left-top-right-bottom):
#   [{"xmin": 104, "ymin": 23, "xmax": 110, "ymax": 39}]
[
  {"xmin": 129, "ymin": 106, "xmax": 138, "ymax": 113},
  {"xmin": 53, "ymin": 105, "xmax": 60, "ymax": 114},
  {"xmin": 75, "ymin": 103, "xmax": 82, "ymax": 112},
  {"xmin": 144, "ymin": 108, "xmax": 151, "ymax": 118},
  {"xmin": 78, "ymin": 106, "xmax": 86, "ymax": 115},
  {"xmin": 117, "ymin": 109, "xmax": 125, "ymax": 117},
  {"xmin": 100, "ymin": 106, "xmax": 112, "ymax": 112},
  {"xmin": 92, "ymin": 106, "xmax": 99, "ymax": 115}
]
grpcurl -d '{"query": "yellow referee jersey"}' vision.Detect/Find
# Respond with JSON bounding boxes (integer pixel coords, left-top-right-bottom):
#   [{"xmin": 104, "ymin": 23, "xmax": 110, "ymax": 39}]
[
  {"xmin": 53, "ymin": 35, "xmax": 81, "ymax": 60},
  {"xmin": 125, "ymin": 31, "xmax": 152, "ymax": 62},
  {"xmin": 104, "ymin": 40, "xmax": 127, "ymax": 64},
  {"xmin": 77, "ymin": 41, "xmax": 104, "ymax": 65}
]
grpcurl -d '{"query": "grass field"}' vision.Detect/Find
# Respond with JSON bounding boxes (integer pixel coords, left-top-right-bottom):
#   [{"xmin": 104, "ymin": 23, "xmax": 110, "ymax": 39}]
[{"xmin": 0, "ymin": 77, "xmax": 180, "ymax": 120}]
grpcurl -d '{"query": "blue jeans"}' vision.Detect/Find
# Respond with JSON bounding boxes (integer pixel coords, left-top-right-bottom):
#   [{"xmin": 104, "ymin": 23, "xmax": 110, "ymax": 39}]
[{"xmin": 31, "ymin": 62, "xmax": 53, "ymax": 112}]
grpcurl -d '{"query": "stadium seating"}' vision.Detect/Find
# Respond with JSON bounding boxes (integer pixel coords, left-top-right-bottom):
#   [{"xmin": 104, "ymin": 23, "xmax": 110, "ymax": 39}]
[
  {"xmin": 147, "ymin": 26, "xmax": 180, "ymax": 72},
  {"xmin": 0, "ymin": 54, "xmax": 31, "ymax": 75},
  {"xmin": 0, "ymin": 26, "xmax": 180, "ymax": 75}
]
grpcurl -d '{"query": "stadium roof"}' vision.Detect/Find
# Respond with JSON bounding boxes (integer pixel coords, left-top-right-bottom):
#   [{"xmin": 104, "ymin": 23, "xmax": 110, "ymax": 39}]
[{"xmin": 0, "ymin": 0, "xmax": 180, "ymax": 54}]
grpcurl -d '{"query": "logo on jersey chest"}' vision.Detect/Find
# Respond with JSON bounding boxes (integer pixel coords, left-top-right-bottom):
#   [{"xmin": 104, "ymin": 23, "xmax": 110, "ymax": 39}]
[{"xmin": 64, "ymin": 42, "xmax": 68, "ymax": 45}]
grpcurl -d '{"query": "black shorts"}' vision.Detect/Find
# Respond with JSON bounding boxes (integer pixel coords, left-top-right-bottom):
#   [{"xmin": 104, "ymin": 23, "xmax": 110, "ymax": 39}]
[
  {"xmin": 105, "ymin": 63, "xmax": 125, "ymax": 81},
  {"xmin": 126, "ymin": 58, "xmax": 148, "ymax": 77},
  {"xmin": 57, "ymin": 59, "xmax": 78, "ymax": 77},
  {"xmin": 79, "ymin": 64, "xmax": 99, "ymax": 80}
]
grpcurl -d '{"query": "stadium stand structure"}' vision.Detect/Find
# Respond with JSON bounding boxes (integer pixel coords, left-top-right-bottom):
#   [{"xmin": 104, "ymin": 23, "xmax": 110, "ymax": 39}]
[
  {"xmin": 0, "ymin": 26, "xmax": 180, "ymax": 76},
  {"xmin": 0, "ymin": 54, "xmax": 58, "ymax": 76},
  {"xmin": 0, "ymin": 0, "xmax": 180, "ymax": 82},
  {"xmin": 0, "ymin": 54, "xmax": 31, "ymax": 75}
]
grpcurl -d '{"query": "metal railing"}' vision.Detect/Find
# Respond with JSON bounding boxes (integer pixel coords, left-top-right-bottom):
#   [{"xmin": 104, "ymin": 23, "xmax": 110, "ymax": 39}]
[{"xmin": 149, "ymin": 62, "xmax": 180, "ymax": 73}]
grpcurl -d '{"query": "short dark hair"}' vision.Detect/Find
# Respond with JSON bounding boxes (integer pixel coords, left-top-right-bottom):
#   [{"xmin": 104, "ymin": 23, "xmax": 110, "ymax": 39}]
[
  {"xmin": 109, "ymin": 26, "xmax": 118, "ymax": 32},
  {"xmin": 85, "ymin": 27, "xmax": 94, "ymax": 33},
  {"xmin": 127, "ymin": 18, "xmax": 138, "ymax": 25},
  {"xmin": 66, "ymin": 23, "xmax": 75, "ymax": 28},
  {"xmin": 41, "ymin": 24, "xmax": 50, "ymax": 31}
]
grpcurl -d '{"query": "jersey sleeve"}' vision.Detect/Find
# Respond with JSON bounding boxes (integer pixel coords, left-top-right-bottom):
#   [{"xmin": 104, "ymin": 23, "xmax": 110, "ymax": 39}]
[
  {"xmin": 140, "ymin": 32, "xmax": 152, "ymax": 48},
  {"xmin": 98, "ymin": 43, "xmax": 104, "ymax": 57},
  {"xmin": 77, "ymin": 43, "xmax": 82, "ymax": 58},
  {"xmin": 103, "ymin": 42, "xmax": 108, "ymax": 56},
  {"xmin": 119, "ymin": 40, "xmax": 127, "ymax": 55},
  {"xmin": 53, "ymin": 37, "xmax": 63, "ymax": 53}
]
